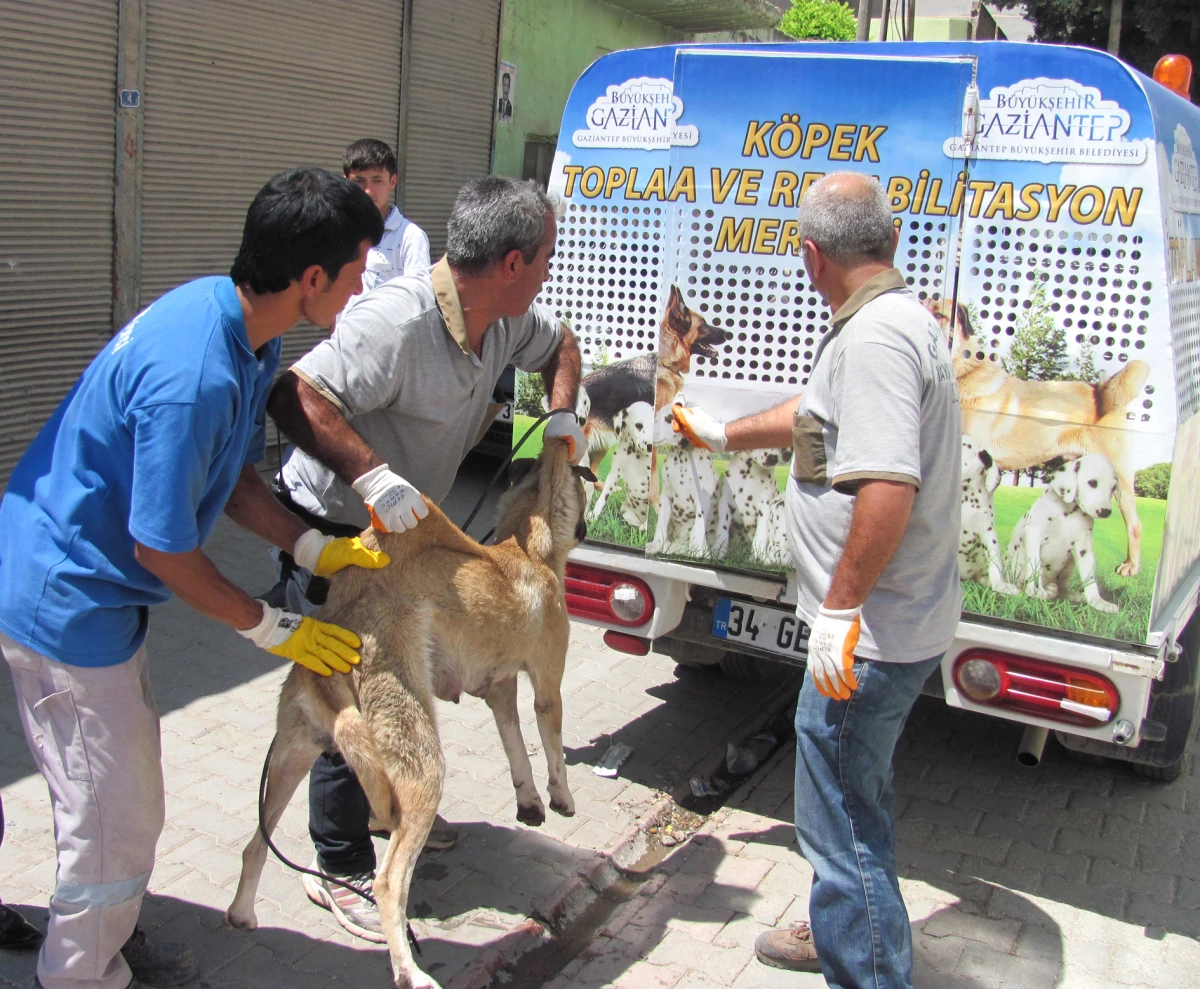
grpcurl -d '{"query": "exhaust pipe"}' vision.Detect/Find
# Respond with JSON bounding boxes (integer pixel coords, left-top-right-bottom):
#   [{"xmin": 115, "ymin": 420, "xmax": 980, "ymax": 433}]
[{"xmin": 1016, "ymin": 725, "xmax": 1049, "ymax": 767}]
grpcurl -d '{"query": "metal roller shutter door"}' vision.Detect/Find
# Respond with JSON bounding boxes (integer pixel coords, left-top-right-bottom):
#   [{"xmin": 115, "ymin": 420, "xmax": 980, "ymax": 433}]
[
  {"xmin": 0, "ymin": 0, "xmax": 117, "ymax": 487},
  {"xmin": 141, "ymin": 0, "xmax": 403, "ymax": 380},
  {"xmin": 403, "ymin": 0, "xmax": 500, "ymax": 259}
]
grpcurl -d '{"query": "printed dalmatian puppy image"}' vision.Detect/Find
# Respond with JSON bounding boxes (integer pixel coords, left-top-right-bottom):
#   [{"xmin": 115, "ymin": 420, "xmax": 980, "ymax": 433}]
[
  {"xmin": 647, "ymin": 403, "xmax": 719, "ymax": 556},
  {"xmin": 1009, "ymin": 454, "xmax": 1120, "ymax": 613},
  {"xmin": 713, "ymin": 448, "xmax": 792, "ymax": 557},
  {"xmin": 587, "ymin": 401, "xmax": 653, "ymax": 526},
  {"xmin": 959, "ymin": 435, "xmax": 1019, "ymax": 596}
]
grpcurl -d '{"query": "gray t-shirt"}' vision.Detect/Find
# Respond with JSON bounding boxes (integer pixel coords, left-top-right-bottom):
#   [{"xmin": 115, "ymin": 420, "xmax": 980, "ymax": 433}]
[
  {"xmin": 281, "ymin": 259, "xmax": 561, "ymax": 527},
  {"xmin": 786, "ymin": 269, "xmax": 962, "ymax": 663}
]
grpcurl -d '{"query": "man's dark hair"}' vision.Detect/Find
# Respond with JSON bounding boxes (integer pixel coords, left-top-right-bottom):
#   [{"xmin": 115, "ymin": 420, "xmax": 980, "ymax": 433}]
[
  {"xmin": 502, "ymin": 72, "xmax": 511, "ymax": 84},
  {"xmin": 230, "ymin": 167, "xmax": 383, "ymax": 294},
  {"xmin": 343, "ymin": 138, "xmax": 398, "ymax": 177},
  {"xmin": 446, "ymin": 176, "xmax": 560, "ymax": 275}
]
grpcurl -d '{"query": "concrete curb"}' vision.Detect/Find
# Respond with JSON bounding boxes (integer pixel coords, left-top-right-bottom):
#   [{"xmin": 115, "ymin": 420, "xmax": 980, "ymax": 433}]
[{"xmin": 444, "ymin": 670, "xmax": 803, "ymax": 989}]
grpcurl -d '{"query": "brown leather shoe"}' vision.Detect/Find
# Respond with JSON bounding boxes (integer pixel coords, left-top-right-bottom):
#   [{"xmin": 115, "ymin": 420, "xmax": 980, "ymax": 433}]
[{"xmin": 754, "ymin": 920, "xmax": 822, "ymax": 972}]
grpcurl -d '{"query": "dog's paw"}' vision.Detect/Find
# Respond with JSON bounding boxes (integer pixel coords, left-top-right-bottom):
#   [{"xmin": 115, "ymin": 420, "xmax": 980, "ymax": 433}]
[
  {"xmin": 516, "ymin": 802, "xmax": 547, "ymax": 827},
  {"xmin": 395, "ymin": 968, "xmax": 442, "ymax": 989},
  {"xmin": 1089, "ymin": 598, "xmax": 1120, "ymax": 614},
  {"xmin": 1116, "ymin": 560, "xmax": 1140, "ymax": 577},
  {"xmin": 224, "ymin": 907, "xmax": 258, "ymax": 932},
  {"xmin": 991, "ymin": 580, "xmax": 1021, "ymax": 596},
  {"xmin": 549, "ymin": 795, "xmax": 576, "ymax": 817}
]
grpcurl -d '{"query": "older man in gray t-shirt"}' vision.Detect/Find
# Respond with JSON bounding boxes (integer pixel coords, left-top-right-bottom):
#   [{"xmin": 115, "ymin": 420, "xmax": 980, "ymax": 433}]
[
  {"xmin": 265, "ymin": 177, "xmax": 584, "ymax": 945},
  {"xmin": 672, "ymin": 173, "xmax": 961, "ymax": 989}
]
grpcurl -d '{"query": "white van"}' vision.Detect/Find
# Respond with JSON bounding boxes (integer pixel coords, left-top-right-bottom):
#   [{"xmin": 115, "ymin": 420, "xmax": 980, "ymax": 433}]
[{"xmin": 514, "ymin": 41, "xmax": 1200, "ymax": 780}]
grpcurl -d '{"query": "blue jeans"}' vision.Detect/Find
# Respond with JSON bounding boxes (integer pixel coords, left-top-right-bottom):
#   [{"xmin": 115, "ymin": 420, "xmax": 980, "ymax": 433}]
[{"xmin": 793, "ymin": 653, "xmax": 943, "ymax": 989}]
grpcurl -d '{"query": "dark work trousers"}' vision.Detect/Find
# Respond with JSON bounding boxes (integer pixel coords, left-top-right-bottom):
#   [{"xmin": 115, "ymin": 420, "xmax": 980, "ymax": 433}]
[{"xmin": 271, "ymin": 483, "xmax": 378, "ymax": 876}]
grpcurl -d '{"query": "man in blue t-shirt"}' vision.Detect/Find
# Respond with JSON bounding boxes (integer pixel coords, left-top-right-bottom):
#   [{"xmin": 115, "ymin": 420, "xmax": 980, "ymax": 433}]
[{"xmin": 0, "ymin": 168, "xmax": 387, "ymax": 989}]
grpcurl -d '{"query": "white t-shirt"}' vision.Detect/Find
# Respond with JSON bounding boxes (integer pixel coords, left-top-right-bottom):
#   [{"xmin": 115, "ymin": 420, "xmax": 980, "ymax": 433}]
[
  {"xmin": 340, "ymin": 205, "xmax": 431, "ymax": 318},
  {"xmin": 786, "ymin": 269, "xmax": 963, "ymax": 663}
]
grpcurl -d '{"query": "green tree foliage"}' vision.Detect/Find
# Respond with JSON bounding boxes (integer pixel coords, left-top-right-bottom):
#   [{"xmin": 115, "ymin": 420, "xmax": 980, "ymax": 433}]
[
  {"xmin": 1073, "ymin": 342, "xmax": 1101, "ymax": 384},
  {"xmin": 1135, "ymin": 461, "xmax": 1172, "ymax": 499},
  {"xmin": 515, "ymin": 369, "xmax": 546, "ymax": 417},
  {"xmin": 1005, "ymin": 281, "xmax": 1070, "ymax": 381},
  {"xmin": 779, "ymin": 0, "xmax": 857, "ymax": 41},
  {"xmin": 990, "ymin": 0, "xmax": 1198, "ymax": 100}
]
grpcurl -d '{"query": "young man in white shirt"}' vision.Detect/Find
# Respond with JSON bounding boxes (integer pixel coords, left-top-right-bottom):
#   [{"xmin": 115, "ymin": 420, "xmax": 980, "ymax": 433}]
[{"xmin": 337, "ymin": 138, "xmax": 431, "ymax": 322}]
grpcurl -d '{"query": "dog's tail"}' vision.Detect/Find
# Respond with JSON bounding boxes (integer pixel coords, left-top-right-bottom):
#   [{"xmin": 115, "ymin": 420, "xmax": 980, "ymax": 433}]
[
  {"xmin": 330, "ymin": 703, "xmax": 397, "ymax": 832},
  {"xmin": 1096, "ymin": 360, "xmax": 1149, "ymax": 418}
]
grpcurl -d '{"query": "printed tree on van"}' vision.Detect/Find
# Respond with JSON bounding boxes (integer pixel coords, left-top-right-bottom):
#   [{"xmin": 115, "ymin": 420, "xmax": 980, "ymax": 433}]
[{"xmin": 1003, "ymin": 279, "xmax": 1101, "ymax": 485}]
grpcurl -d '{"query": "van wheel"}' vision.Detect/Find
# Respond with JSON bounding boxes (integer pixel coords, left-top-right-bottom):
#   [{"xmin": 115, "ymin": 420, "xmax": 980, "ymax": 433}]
[
  {"xmin": 718, "ymin": 652, "xmax": 782, "ymax": 683},
  {"xmin": 1133, "ymin": 759, "xmax": 1183, "ymax": 783}
]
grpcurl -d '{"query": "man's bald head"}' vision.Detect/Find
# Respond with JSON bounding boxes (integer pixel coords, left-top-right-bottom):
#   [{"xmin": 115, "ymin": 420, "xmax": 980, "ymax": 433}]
[{"xmin": 797, "ymin": 172, "xmax": 895, "ymax": 268}]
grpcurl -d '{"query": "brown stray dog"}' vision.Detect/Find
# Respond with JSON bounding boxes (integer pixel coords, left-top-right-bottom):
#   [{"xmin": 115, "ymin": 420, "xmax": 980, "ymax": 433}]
[
  {"xmin": 926, "ymin": 298, "xmax": 1149, "ymax": 576},
  {"xmin": 226, "ymin": 441, "xmax": 592, "ymax": 989},
  {"xmin": 580, "ymin": 284, "xmax": 729, "ymax": 485}
]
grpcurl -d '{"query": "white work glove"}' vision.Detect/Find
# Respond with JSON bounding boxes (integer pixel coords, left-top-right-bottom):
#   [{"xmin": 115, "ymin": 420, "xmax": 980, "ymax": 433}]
[
  {"xmin": 237, "ymin": 601, "xmax": 361, "ymax": 677},
  {"xmin": 671, "ymin": 405, "xmax": 728, "ymax": 453},
  {"xmin": 352, "ymin": 464, "xmax": 429, "ymax": 533},
  {"xmin": 806, "ymin": 605, "xmax": 862, "ymax": 700},
  {"xmin": 543, "ymin": 411, "xmax": 587, "ymax": 464}
]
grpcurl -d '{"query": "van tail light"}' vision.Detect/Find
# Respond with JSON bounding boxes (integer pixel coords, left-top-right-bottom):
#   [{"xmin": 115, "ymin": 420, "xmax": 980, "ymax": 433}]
[
  {"xmin": 564, "ymin": 564, "xmax": 654, "ymax": 627},
  {"xmin": 952, "ymin": 650, "xmax": 1118, "ymax": 727}
]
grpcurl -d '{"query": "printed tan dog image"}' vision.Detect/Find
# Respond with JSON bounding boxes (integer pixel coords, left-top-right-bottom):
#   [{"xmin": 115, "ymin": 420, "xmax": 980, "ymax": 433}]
[
  {"xmin": 1008, "ymin": 454, "xmax": 1120, "ymax": 613},
  {"xmin": 926, "ymin": 297, "xmax": 1149, "ymax": 577},
  {"xmin": 580, "ymin": 285, "xmax": 729, "ymax": 481},
  {"xmin": 226, "ymin": 441, "xmax": 592, "ymax": 989},
  {"xmin": 588, "ymin": 401, "xmax": 653, "ymax": 525}
]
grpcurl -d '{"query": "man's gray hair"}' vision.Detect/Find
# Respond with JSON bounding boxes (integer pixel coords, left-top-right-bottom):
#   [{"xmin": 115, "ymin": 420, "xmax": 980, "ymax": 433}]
[
  {"xmin": 797, "ymin": 172, "xmax": 895, "ymax": 266},
  {"xmin": 446, "ymin": 176, "xmax": 563, "ymax": 274}
]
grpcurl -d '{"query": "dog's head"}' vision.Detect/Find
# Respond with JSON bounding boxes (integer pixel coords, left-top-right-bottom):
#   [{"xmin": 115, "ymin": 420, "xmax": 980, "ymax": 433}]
[
  {"xmin": 1049, "ymin": 454, "xmax": 1117, "ymax": 519},
  {"xmin": 662, "ymin": 285, "xmax": 729, "ymax": 367},
  {"xmin": 924, "ymin": 297, "xmax": 982, "ymax": 379},
  {"xmin": 613, "ymin": 401, "xmax": 654, "ymax": 455},
  {"xmin": 654, "ymin": 403, "xmax": 686, "ymax": 448},
  {"xmin": 961, "ymin": 435, "xmax": 1000, "ymax": 495}
]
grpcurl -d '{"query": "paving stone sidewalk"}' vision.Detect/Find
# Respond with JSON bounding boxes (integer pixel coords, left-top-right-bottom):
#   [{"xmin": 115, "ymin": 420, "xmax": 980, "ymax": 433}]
[
  {"xmin": 0, "ymin": 496, "xmax": 781, "ymax": 989},
  {"xmin": 548, "ymin": 701, "xmax": 1200, "ymax": 989}
]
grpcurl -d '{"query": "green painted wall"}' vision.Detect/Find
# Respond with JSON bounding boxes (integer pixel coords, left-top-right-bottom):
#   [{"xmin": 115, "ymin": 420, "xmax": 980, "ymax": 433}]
[{"xmin": 493, "ymin": 0, "xmax": 678, "ymax": 179}]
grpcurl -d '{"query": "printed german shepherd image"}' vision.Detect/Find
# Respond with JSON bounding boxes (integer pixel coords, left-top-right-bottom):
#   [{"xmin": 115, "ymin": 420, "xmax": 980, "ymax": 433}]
[
  {"xmin": 926, "ymin": 297, "xmax": 1150, "ymax": 577},
  {"xmin": 580, "ymin": 285, "xmax": 728, "ymax": 482}
]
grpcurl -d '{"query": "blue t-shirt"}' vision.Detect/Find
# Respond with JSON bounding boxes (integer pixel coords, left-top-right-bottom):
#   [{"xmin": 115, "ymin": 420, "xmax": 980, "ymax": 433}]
[{"xmin": 0, "ymin": 277, "xmax": 281, "ymax": 667}]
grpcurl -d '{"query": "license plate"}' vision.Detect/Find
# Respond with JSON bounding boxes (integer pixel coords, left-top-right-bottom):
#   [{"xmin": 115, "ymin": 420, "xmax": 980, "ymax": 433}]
[{"xmin": 711, "ymin": 598, "xmax": 810, "ymax": 659}]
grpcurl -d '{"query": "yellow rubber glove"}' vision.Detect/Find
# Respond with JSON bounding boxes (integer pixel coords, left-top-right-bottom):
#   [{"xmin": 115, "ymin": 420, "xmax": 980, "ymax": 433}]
[
  {"xmin": 807, "ymin": 605, "xmax": 862, "ymax": 700},
  {"xmin": 293, "ymin": 529, "xmax": 390, "ymax": 579},
  {"xmin": 237, "ymin": 601, "xmax": 362, "ymax": 676}
]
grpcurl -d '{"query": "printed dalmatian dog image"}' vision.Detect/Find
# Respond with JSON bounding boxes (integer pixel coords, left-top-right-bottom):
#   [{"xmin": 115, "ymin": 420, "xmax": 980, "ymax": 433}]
[
  {"xmin": 959, "ymin": 436, "xmax": 1019, "ymax": 596},
  {"xmin": 1008, "ymin": 454, "xmax": 1120, "ymax": 613},
  {"xmin": 647, "ymin": 403, "xmax": 718, "ymax": 556},
  {"xmin": 587, "ymin": 401, "xmax": 653, "ymax": 526},
  {"xmin": 713, "ymin": 448, "xmax": 792, "ymax": 557},
  {"xmin": 752, "ymin": 490, "xmax": 789, "ymax": 566}
]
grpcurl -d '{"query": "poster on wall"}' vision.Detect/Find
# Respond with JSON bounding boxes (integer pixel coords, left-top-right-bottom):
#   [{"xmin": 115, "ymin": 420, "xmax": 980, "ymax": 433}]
[
  {"xmin": 519, "ymin": 42, "xmax": 1191, "ymax": 647},
  {"xmin": 496, "ymin": 59, "xmax": 516, "ymax": 126}
]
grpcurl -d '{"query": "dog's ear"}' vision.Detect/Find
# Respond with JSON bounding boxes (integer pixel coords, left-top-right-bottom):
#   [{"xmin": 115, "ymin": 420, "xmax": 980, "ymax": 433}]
[
  {"xmin": 572, "ymin": 464, "xmax": 598, "ymax": 483},
  {"xmin": 955, "ymin": 303, "xmax": 975, "ymax": 341},
  {"xmin": 666, "ymin": 284, "xmax": 687, "ymax": 321},
  {"xmin": 978, "ymin": 448, "xmax": 993, "ymax": 470},
  {"xmin": 1050, "ymin": 459, "xmax": 1080, "ymax": 504},
  {"xmin": 508, "ymin": 457, "xmax": 538, "ymax": 487}
]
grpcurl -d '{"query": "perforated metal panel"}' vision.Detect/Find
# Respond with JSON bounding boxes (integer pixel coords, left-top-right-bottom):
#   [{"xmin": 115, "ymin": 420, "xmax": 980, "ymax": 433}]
[
  {"xmin": 959, "ymin": 221, "xmax": 1164, "ymax": 428},
  {"xmin": 1170, "ymin": 281, "xmax": 1200, "ymax": 421},
  {"xmin": 539, "ymin": 201, "xmax": 664, "ymax": 364}
]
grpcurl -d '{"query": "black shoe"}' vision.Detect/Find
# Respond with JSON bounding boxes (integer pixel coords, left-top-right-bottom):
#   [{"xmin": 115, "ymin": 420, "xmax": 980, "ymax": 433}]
[
  {"xmin": 0, "ymin": 903, "xmax": 42, "ymax": 950},
  {"xmin": 121, "ymin": 926, "xmax": 198, "ymax": 987}
]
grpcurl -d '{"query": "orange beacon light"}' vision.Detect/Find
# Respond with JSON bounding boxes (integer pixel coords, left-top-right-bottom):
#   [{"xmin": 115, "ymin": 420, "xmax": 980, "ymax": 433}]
[{"xmin": 1153, "ymin": 54, "xmax": 1193, "ymax": 101}]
